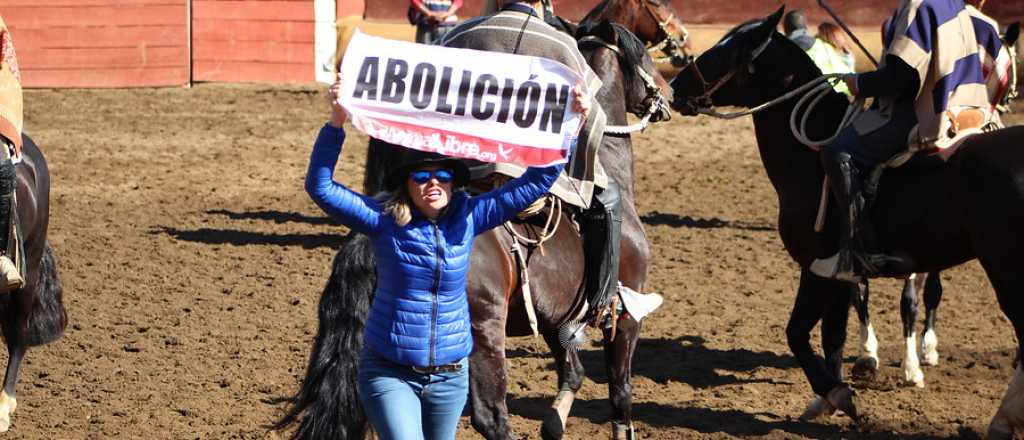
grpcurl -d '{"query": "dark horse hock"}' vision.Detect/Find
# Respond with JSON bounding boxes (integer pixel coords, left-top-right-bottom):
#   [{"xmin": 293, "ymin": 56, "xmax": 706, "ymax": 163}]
[
  {"xmin": 0, "ymin": 134, "xmax": 65, "ymax": 432},
  {"xmin": 273, "ymin": 22, "xmax": 669, "ymax": 440},
  {"xmin": 670, "ymin": 7, "xmax": 1024, "ymax": 438}
]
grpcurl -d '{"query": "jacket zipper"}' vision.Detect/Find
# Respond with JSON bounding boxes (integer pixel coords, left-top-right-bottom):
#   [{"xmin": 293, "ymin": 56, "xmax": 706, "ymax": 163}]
[{"xmin": 429, "ymin": 221, "xmax": 443, "ymax": 367}]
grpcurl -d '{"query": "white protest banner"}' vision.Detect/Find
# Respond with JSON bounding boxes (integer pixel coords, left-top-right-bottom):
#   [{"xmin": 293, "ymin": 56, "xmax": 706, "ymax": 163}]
[{"xmin": 339, "ymin": 30, "xmax": 584, "ymax": 167}]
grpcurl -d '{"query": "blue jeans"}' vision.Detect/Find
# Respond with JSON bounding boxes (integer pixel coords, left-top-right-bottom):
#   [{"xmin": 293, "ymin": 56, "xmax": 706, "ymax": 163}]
[
  {"xmin": 824, "ymin": 107, "xmax": 917, "ymax": 171},
  {"xmin": 357, "ymin": 349, "xmax": 469, "ymax": 440}
]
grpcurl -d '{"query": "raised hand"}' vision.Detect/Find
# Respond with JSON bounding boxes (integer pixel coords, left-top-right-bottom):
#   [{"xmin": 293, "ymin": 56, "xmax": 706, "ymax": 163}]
[{"xmin": 327, "ymin": 73, "xmax": 348, "ymax": 128}]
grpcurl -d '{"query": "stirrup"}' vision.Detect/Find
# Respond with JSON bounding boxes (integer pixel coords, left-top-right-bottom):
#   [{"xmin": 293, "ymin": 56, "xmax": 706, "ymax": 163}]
[
  {"xmin": 809, "ymin": 252, "xmax": 862, "ymax": 283},
  {"xmin": 0, "ymin": 256, "xmax": 22, "ymax": 292}
]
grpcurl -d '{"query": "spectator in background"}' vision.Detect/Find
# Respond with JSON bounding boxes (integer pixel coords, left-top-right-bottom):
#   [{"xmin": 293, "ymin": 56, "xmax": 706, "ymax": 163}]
[
  {"xmin": 807, "ymin": 22, "xmax": 858, "ymax": 95},
  {"xmin": 817, "ymin": 23, "xmax": 857, "ymax": 71},
  {"xmin": 784, "ymin": 10, "xmax": 815, "ymax": 51},
  {"xmin": 409, "ymin": 0, "xmax": 463, "ymax": 45}
]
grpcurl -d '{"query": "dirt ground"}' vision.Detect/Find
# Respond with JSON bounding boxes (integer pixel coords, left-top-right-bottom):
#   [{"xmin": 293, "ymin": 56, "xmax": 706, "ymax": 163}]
[{"xmin": 10, "ymin": 83, "xmax": 1020, "ymax": 439}]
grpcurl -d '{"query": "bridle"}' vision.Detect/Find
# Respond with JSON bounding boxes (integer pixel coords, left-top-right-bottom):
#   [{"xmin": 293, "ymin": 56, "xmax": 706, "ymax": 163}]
[
  {"xmin": 578, "ymin": 34, "xmax": 672, "ymax": 134},
  {"xmin": 638, "ymin": 0, "xmax": 689, "ymax": 66},
  {"xmin": 677, "ymin": 35, "xmax": 863, "ymax": 149},
  {"xmin": 676, "ymin": 35, "xmax": 774, "ymax": 119}
]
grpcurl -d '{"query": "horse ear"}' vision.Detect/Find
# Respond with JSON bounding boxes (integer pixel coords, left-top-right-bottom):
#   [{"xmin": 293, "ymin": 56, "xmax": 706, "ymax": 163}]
[
  {"xmin": 1005, "ymin": 22, "xmax": 1021, "ymax": 47},
  {"xmin": 743, "ymin": 6, "xmax": 784, "ymax": 58},
  {"xmin": 754, "ymin": 6, "xmax": 785, "ymax": 41}
]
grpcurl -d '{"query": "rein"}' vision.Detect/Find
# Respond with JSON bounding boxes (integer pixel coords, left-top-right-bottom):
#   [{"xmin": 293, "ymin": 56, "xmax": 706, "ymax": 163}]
[
  {"xmin": 681, "ymin": 38, "xmax": 863, "ymax": 150},
  {"xmin": 578, "ymin": 35, "xmax": 670, "ymax": 134}
]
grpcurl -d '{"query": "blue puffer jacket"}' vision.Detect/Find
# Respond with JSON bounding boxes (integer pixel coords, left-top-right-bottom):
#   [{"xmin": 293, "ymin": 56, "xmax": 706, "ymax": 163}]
[{"xmin": 306, "ymin": 124, "xmax": 563, "ymax": 367}]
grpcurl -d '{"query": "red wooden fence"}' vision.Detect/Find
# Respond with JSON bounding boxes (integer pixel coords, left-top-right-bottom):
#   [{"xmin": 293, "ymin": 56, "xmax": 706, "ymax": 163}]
[
  {"xmin": 192, "ymin": 0, "xmax": 316, "ymax": 83},
  {"xmin": 4, "ymin": 0, "xmax": 189, "ymax": 88},
  {"xmin": 3, "ymin": 0, "xmax": 1021, "ymax": 87}
]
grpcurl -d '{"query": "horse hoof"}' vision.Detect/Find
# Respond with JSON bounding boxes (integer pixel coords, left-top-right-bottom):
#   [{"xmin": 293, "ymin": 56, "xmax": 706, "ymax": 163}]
[
  {"xmin": 903, "ymin": 363, "xmax": 925, "ymax": 388},
  {"xmin": 826, "ymin": 385, "xmax": 859, "ymax": 420},
  {"xmin": 0, "ymin": 392, "xmax": 16, "ymax": 433},
  {"xmin": 611, "ymin": 422, "xmax": 634, "ymax": 440},
  {"xmin": 922, "ymin": 348, "xmax": 940, "ymax": 366},
  {"xmin": 852, "ymin": 357, "xmax": 879, "ymax": 380},
  {"xmin": 798, "ymin": 396, "xmax": 836, "ymax": 421},
  {"xmin": 540, "ymin": 413, "xmax": 565, "ymax": 440}
]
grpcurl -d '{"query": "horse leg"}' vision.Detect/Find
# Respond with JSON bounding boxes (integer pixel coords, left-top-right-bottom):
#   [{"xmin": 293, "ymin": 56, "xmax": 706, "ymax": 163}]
[
  {"xmin": 603, "ymin": 313, "xmax": 640, "ymax": 440},
  {"xmin": 468, "ymin": 322, "xmax": 513, "ymax": 440},
  {"xmin": 920, "ymin": 271, "xmax": 943, "ymax": 366},
  {"xmin": 0, "ymin": 337, "xmax": 21, "ymax": 433},
  {"xmin": 980, "ymin": 268, "xmax": 1024, "ymax": 439},
  {"xmin": 790, "ymin": 270, "xmax": 858, "ymax": 421},
  {"xmin": 900, "ymin": 273, "xmax": 925, "ymax": 387},
  {"xmin": 540, "ymin": 326, "xmax": 585, "ymax": 440},
  {"xmin": 851, "ymin": 281, "xmax": 879, "ymax": 378}
]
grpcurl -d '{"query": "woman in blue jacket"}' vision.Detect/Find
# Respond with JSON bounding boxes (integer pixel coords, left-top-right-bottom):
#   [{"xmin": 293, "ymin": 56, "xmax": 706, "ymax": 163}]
[{"xmin": 305, "ymin": 77, "xmax": 582, "ymax": 439}]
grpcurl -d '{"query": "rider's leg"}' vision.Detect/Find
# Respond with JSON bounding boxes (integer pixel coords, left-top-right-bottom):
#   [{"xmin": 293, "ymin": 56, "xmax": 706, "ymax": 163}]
[
  {"xmin": 580, "ymin": 181, "xmax": 622, "ymax": 316},
  {"xmin": 0, "ymin": 138, "xmax": 20, "ymax": 292},
  {"xmin": 810, "ymin": 126, "xmax": 865, "ymax": 283},
  {"xmin": 810, "ymin": 117, "xmax": 910, "ymax": 281}
]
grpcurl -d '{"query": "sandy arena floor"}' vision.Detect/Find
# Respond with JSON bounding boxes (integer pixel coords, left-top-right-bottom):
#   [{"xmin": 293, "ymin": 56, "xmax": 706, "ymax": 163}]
[{"xmin": 11, "ymin": 84, "xmax": 1021, "ymax": 439}]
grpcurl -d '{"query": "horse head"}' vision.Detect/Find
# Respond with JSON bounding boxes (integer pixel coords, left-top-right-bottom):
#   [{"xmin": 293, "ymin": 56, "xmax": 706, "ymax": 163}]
[
  {"xmin": 578, "ymin": 20, "xmax": 673, "ymax": 123},
  {"xmin": 633, "ymin": 0, "xmax": 690, "ymax": 65},
  {"xmin": 581, "ymin": 0, "xmax": 690, "ymax": 66},
  {"xmin": 670, "ymin": 6, "xmax": 820, "ymax": 116}
]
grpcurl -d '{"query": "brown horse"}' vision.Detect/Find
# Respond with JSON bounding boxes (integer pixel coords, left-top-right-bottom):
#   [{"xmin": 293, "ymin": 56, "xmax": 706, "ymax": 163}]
[
  {"xmin": 671, "ymin": 7, "xmax": 1024, "ymax": 436},
  {"xmin": 273, "ymin": 21, "xmax": 670, "ymax": 440},
  {"xmin": 580, "ymin": 0, "xmax": 690, "ymax": 66},
  {"xmin": 0, "ymin": 134, "xmax": 65, "ymax": 432}
]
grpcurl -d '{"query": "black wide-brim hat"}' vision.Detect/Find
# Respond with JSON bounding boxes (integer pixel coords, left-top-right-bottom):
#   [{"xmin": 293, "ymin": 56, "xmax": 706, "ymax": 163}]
[{"xmin": 385, "ymin": 148, "xmax": 471, "ymax": 191}]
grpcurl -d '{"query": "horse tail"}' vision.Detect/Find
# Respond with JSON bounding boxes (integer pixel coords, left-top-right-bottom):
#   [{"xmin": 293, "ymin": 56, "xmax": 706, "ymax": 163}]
[
  {"xmin": 272, "ymin": 232, "xmax": 376, "ymax": 440},
  {"xmin": 24, "ymin": 243, "xmax": 66, "ymax": 347}
]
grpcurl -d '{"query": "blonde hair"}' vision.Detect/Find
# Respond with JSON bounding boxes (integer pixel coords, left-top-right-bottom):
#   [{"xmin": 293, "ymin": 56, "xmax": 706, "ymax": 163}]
[
  {"xmin": 817, "ymin": 22, "xmax": 853, "ymax": 55},
  {"xmin": 376, "ymin": 190, "xmax": 413, "ymax": 227}
]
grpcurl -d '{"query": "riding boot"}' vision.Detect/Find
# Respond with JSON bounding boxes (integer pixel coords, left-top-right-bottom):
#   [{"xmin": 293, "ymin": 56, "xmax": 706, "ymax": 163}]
[
  {"xmin": 810, "ymin": 151, "xmax": 862, "ymax": 283},
  {"xmin": 811, "ymin": 151, "xmax": 902, "ymax": 282},
  {"xmin": 580, "ymin": 182, "xmax": 622, "ymax": 318},
  {"xmin": 0, "ymin": 144, "xmax": 21, "ymax": 293}
]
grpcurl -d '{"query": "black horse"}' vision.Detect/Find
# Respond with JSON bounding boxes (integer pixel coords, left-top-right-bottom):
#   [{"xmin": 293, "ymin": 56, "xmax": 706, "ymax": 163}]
[
  {"xmin": 274, "ymin": 21, "xmax": 669, "ymax": 440},
  {"xmin": 851, "ymin": 21, "xmax": 1023, "ymax": 391},
  {"xmin": 0, "ymin": 134, "xmax": 65, "ymax": 432},
  {"xmin": 671, "ymin": 7, "xmax": 1024, "ymax": 437}
]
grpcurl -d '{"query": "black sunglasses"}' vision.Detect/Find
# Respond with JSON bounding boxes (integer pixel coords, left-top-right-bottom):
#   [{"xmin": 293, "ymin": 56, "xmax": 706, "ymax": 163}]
[{"xmin": 409, "ymin": 169, "xmax": 454, "ymax": 184}]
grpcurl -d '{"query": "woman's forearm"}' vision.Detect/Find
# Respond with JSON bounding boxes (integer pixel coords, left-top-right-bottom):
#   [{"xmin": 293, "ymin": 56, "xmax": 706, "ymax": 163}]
[{"xmin": 305, "ymin": 124, "xmax": 381, "ymax": 234}]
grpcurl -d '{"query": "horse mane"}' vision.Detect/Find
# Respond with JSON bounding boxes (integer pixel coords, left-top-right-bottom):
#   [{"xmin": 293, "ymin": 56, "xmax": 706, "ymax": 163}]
[{"xmin": 577, "ymin": 20, "xmax": 649, "ymax": 87}]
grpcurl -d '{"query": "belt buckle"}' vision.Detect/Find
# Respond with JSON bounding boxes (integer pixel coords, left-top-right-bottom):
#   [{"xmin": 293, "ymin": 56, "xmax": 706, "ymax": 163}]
[{"xmin": 412, "ymin": 363, "xmax": 461, "ymax": 374}]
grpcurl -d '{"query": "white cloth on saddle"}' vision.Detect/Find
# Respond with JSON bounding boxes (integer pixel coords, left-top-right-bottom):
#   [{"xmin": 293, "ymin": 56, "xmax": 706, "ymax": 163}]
[{"xmin": 617, "ymin": 282, "xmax": 663, "ymax": 321}]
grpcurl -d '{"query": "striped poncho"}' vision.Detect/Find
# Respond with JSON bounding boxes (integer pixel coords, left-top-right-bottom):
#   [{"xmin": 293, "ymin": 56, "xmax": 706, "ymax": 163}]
[
  {"xmin": 965, "ymin": 5, "xmax": 1013, "ymax": 111},
  {"xmin": 863, "ymin": 0, "xmax": 989, "ymax": 146}
]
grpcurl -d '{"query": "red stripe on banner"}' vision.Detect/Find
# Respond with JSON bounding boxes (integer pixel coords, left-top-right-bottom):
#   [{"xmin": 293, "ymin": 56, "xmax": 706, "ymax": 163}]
[{"xmin": 350, "ymin": 114, "xmax": 568, "ymax": 167}]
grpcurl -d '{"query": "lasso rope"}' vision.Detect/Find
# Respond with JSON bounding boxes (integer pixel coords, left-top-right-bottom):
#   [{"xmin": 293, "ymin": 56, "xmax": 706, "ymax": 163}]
[
  {"xmin": 697, "ymin": 73, "xmax": 863, "ymax": 151},
  {"xmin": 504, "ymin": 196, "xmax": 563, "ymax": 247}
]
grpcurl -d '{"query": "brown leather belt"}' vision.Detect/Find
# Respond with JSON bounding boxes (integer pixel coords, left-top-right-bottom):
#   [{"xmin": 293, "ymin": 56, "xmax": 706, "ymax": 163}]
[{"xmin": 411, "ymin": 363, "xmax": 464, "ymax": 374}]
